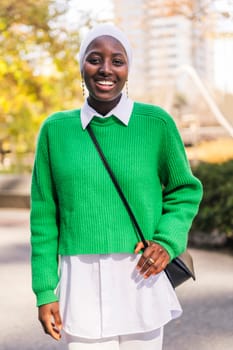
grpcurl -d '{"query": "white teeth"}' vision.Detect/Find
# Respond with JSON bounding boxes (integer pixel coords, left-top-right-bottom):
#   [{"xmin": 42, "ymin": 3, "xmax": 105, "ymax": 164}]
[{"xmin": 97, "ymin": 81, "xmax": 114, "ymax": 86}]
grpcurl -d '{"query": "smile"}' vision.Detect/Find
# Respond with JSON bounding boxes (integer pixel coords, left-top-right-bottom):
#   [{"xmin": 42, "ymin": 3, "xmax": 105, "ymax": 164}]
[{"xmin": 96, "ymin": 80, "xmax": 115, "ymax": 86}]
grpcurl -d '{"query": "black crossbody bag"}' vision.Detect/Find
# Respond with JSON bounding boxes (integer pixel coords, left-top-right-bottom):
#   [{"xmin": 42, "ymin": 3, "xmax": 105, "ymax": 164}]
[{"xmin": 87, "ymin": 124, "xmax": 195, "ymax": 288}]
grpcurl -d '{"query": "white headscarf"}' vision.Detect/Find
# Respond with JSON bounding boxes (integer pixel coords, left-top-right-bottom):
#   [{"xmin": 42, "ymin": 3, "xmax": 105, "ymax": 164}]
[{"xmin": 78, "ymin": 23, "xmax": 133, "ymax": 71}]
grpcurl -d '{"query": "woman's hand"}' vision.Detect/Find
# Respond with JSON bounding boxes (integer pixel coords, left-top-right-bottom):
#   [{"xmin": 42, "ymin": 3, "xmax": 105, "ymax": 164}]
[
  {"xmin": 38, "ymin": 302, "xmax": 62, "ymax": 340},
  {"xmin": 134, "ymin": 241, "xmax": 170, "ymax": 279}
]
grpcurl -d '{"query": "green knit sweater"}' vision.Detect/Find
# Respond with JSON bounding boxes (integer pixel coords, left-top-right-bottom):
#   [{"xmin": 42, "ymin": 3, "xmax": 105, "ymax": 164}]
[{"xmin": 30, "ymin": 102, "xmax": 202, "ymax": 306}]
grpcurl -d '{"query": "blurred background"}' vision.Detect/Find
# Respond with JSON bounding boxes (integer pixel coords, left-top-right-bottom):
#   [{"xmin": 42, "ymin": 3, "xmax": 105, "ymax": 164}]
[
  {"xmin": 0, "ymin": 1, "xmax": 233, "ymax": 349},
  {"xmin": 1, "ymin": 0, "xmax": 233, "ymax": 172},
  {"xmin": 1, "ymin": 0, "xmax": 233, "ymax": 257}
]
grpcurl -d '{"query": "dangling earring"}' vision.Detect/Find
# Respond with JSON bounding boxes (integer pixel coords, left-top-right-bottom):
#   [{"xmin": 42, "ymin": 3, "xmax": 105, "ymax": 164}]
[
  {"xmin": 81, "ymin": 78, "xmax": 85, "ymax": 98},
  {"xmin": 125, "ymin": 80, "xmax": 129, "ymax": 98}
]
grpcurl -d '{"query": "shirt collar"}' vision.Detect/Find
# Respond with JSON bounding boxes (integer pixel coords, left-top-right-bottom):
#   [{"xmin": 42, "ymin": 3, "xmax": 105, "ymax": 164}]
[{"xmin": 80, "ymin": 93, "xmax": 134, "ymax": 129}]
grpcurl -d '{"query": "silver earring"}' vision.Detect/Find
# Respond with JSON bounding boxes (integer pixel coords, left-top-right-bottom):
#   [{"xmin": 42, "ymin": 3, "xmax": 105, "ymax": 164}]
[
  {"xmin": 81, "ymin": 78, "xmax": 85, "ymax": 98},
  {"xmin": 125, "ymin": 80, "xmax": 129, "ymax": 98}
]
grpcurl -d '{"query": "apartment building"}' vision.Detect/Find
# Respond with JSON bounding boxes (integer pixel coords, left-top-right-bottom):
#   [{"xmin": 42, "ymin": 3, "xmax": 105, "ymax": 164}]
[{"xmin": 114, "ymin": 0, "xmax": 214, "ymax": 100}]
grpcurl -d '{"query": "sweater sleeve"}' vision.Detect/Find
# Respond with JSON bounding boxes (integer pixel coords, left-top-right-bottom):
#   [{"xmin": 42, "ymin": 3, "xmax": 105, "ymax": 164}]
[
  {"xmin": 30, "ymin": 121, "xmax": 60, "ymax": 306},
  {"xmin": 153, "ymin": 112, "xmax": 203, "ymax": 260}
]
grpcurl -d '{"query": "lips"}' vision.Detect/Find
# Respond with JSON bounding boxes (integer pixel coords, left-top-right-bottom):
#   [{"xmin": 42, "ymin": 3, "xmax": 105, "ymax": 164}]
[
  {"xmin": 95, "ymin": 79, "xmax": 116, "ymax": 92},
  {"xmin": 97, "ymin": 80, "xmax": 114, "ymax": 86}
]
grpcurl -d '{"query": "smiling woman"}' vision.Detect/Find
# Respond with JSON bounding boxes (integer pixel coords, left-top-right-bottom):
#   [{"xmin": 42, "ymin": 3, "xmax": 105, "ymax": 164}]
[
  {"xmin": 82, "ymin": 36, "xmax": 129, "ymax": 113},
  {"xmin": 30, "ymin": 23, "xmax": 203, "ymax": 350},
  {"xmin": 77, "ymin": 24, "xmax": 132, "ymax": 116}
]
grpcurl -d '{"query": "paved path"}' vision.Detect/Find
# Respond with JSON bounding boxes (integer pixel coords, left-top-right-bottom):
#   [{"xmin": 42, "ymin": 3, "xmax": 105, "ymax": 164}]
[
  {"xmin": 0, "ymin": 175, "xmax": 30, "ymax": 208},
  {"xmin": 0, "ymin": 209, "xmax": 232, "ymax": 350}
]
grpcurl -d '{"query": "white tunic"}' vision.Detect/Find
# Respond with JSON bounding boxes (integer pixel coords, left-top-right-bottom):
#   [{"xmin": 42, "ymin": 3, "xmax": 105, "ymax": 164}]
[
  {"xmin": 58, "ymin": 94, "xmax": 182, "ymax": 339},
  {"xmin": 58, "ymin": 254, "xmax": 182, "ymax": 339}
]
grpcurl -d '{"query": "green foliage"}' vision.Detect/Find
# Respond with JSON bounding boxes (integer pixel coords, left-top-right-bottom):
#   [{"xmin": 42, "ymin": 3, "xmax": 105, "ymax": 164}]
[
  {"xmin": 0, "ymin": 0, "xmax": 84, "ymax": 172},
  {"xmin": 192, "ymin": 160, "xmax": 233, "ymax": 237}
]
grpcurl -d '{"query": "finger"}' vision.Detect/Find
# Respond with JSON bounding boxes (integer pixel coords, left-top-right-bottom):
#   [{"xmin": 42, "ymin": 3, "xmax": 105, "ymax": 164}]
[
  {"xmin": 136, "ymin": 252, "xmax": 154, "ymax": 271},
  {"xmin": 143, "ymin": 264, "xmax": 157, "ymax": 278},
  {"xmin": 148, "ymin": 243, "xmax": 170, "ymax": 263},
  {"xmin": 144, "ymin": 260, "xmax": 164, "ymax": 278},
  {"xmin": 45, "ymin": 321, "xmax": 61, "ymax": 340},
  {"xmin": 139, "ymin": 257, "xmax": 156, "ymax": 274},
  {"xmin": 136, "ymin": 254, "xmax": 146, "ymax": 269},
  {"xmin": 51, "ymin": 322, "xmax": 63, "ymax": 338},
  {"xmin": 141, "ymin": 262, "xmax": 162, "ymax": 279},
  {"xmin": 39, "ymin": 315, "xmax": 61, "ymax": 340},
  {"xmin": 52, "ymin": 308, "xmax": 62, "ymax": 331},
  {"xmin": 154, "ymin": 249, "xmax": 170, "ymax": 269},
  {"xmin": 136, "ymin": 242, "xmax": 154, "ymax": 268},
  {"xmin": 40, "ymin": 317, "xmax": 61, "ymax": 340},
  {"xmin": 135, "ymin": 243, "xmax": 169, "ymax": 277},
  {"xmin": 144, "ymin": 254, "xmax": 170, "ymax": 278},
  {"xmin": 141, "ymin": 247, "xmax": 169, "ymax": 277},
  {"xmin": 134, "ymin": 241, "xmax": 146, "ymax": 254},
  {"xmin": 39, "ymin": 303, "xmax": 62, "ymax": 341}
]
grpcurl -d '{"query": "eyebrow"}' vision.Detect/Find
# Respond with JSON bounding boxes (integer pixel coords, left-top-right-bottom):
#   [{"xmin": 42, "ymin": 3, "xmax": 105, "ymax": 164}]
[{"xmin": 86, "ymin": 51, "xmax": 126, "ymax": 57}]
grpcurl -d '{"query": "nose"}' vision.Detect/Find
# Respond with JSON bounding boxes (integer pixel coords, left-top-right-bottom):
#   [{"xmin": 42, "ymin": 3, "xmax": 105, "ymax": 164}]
[{"xmin": 99, "ymin": 60, "xmax": 112, "ymax": 75}]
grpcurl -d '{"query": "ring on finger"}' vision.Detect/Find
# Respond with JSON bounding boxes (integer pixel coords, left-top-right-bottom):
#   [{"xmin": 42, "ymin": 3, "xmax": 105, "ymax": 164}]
[{"xmin": 148, "ymin": 257, "xmax": 155, "ymax": 265}]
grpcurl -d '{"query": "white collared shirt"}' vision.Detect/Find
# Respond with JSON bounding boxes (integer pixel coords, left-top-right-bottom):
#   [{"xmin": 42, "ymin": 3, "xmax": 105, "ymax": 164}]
[
  {"xmin": 80, "ymin": 93, "xmax": 134, "ymax": 129},
  {"xmin": 58, "ymin": 95, "xmax": 182, "ymax": 339}
]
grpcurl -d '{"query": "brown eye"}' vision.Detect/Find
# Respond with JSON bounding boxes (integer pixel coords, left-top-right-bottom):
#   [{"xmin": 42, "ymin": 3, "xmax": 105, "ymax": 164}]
[
  {"xmin": 113, "ymin": 59, "xmax": 124, "ymax": 66},
  {"xmin": 87, "ymin": 57, "xmax": 101, "ymax": 64},
  {"xmin": 86, "ymin": 55, "xmax": 101, "ymax": 64}
]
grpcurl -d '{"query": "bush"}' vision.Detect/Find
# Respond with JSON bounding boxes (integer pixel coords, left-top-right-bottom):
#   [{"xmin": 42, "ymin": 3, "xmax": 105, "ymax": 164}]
[{"xmin": 191, "ymin": 160, "xmax": 233, "ymax": 238}]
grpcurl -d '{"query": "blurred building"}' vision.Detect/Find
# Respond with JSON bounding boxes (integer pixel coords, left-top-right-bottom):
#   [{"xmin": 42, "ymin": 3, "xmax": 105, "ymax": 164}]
[
  {"xmin": 146, "ymin": 15, "xmax": 193, "ymax": 87},
  {"xmin": 113, "ymin": 0, "xmax": 146, "ymax": 99},
  {"xmin": 114, "ymin": 0, "xmax": 214, "ymax": 101},
  {"xmin": 213, "ymin": 1, "xmax": 233, "ymax": 94},
  {"xmin": 192, "ymin": 0, "xmax": 217, "ymax": 87}
]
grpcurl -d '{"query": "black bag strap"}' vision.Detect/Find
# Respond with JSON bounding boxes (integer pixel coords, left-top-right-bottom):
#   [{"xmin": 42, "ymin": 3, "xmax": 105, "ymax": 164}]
[{"xmin": 86, "ymin": 124, "xmax": 148, "ymax": 249}]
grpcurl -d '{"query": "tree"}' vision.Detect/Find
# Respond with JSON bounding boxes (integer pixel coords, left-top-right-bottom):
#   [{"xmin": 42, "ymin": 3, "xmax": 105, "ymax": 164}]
[{"xmin": 0, "ymin": 0, "xmax": 83, "ymax": 171}]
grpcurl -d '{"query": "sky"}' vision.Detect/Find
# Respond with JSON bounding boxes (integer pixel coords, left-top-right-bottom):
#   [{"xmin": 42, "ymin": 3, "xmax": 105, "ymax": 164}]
[
  {"xmin": 69, "ymin": 0, "xmax": 112, "ymax": 12},
  {"xmin": 68, "ymin": 0, "xmax": 113, "ymax": 26}
]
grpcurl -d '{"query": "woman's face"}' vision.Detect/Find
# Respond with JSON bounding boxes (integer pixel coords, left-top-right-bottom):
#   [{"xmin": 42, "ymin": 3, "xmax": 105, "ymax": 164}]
[{"xmin": 82, "ymin": 35, "xmax": 128, "ymax": 108}]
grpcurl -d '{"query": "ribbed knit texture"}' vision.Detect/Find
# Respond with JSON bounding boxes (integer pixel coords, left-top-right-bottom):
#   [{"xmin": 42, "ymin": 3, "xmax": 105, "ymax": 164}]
[{"xmin": 30, "ymin": 102, "xmax": 203, "ymax": 306}]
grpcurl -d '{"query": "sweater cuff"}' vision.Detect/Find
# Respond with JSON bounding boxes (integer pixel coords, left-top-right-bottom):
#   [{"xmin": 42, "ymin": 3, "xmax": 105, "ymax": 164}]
[{"xmin": 36, "ymin": 290, "xmax": 59, "ymax": 307}]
